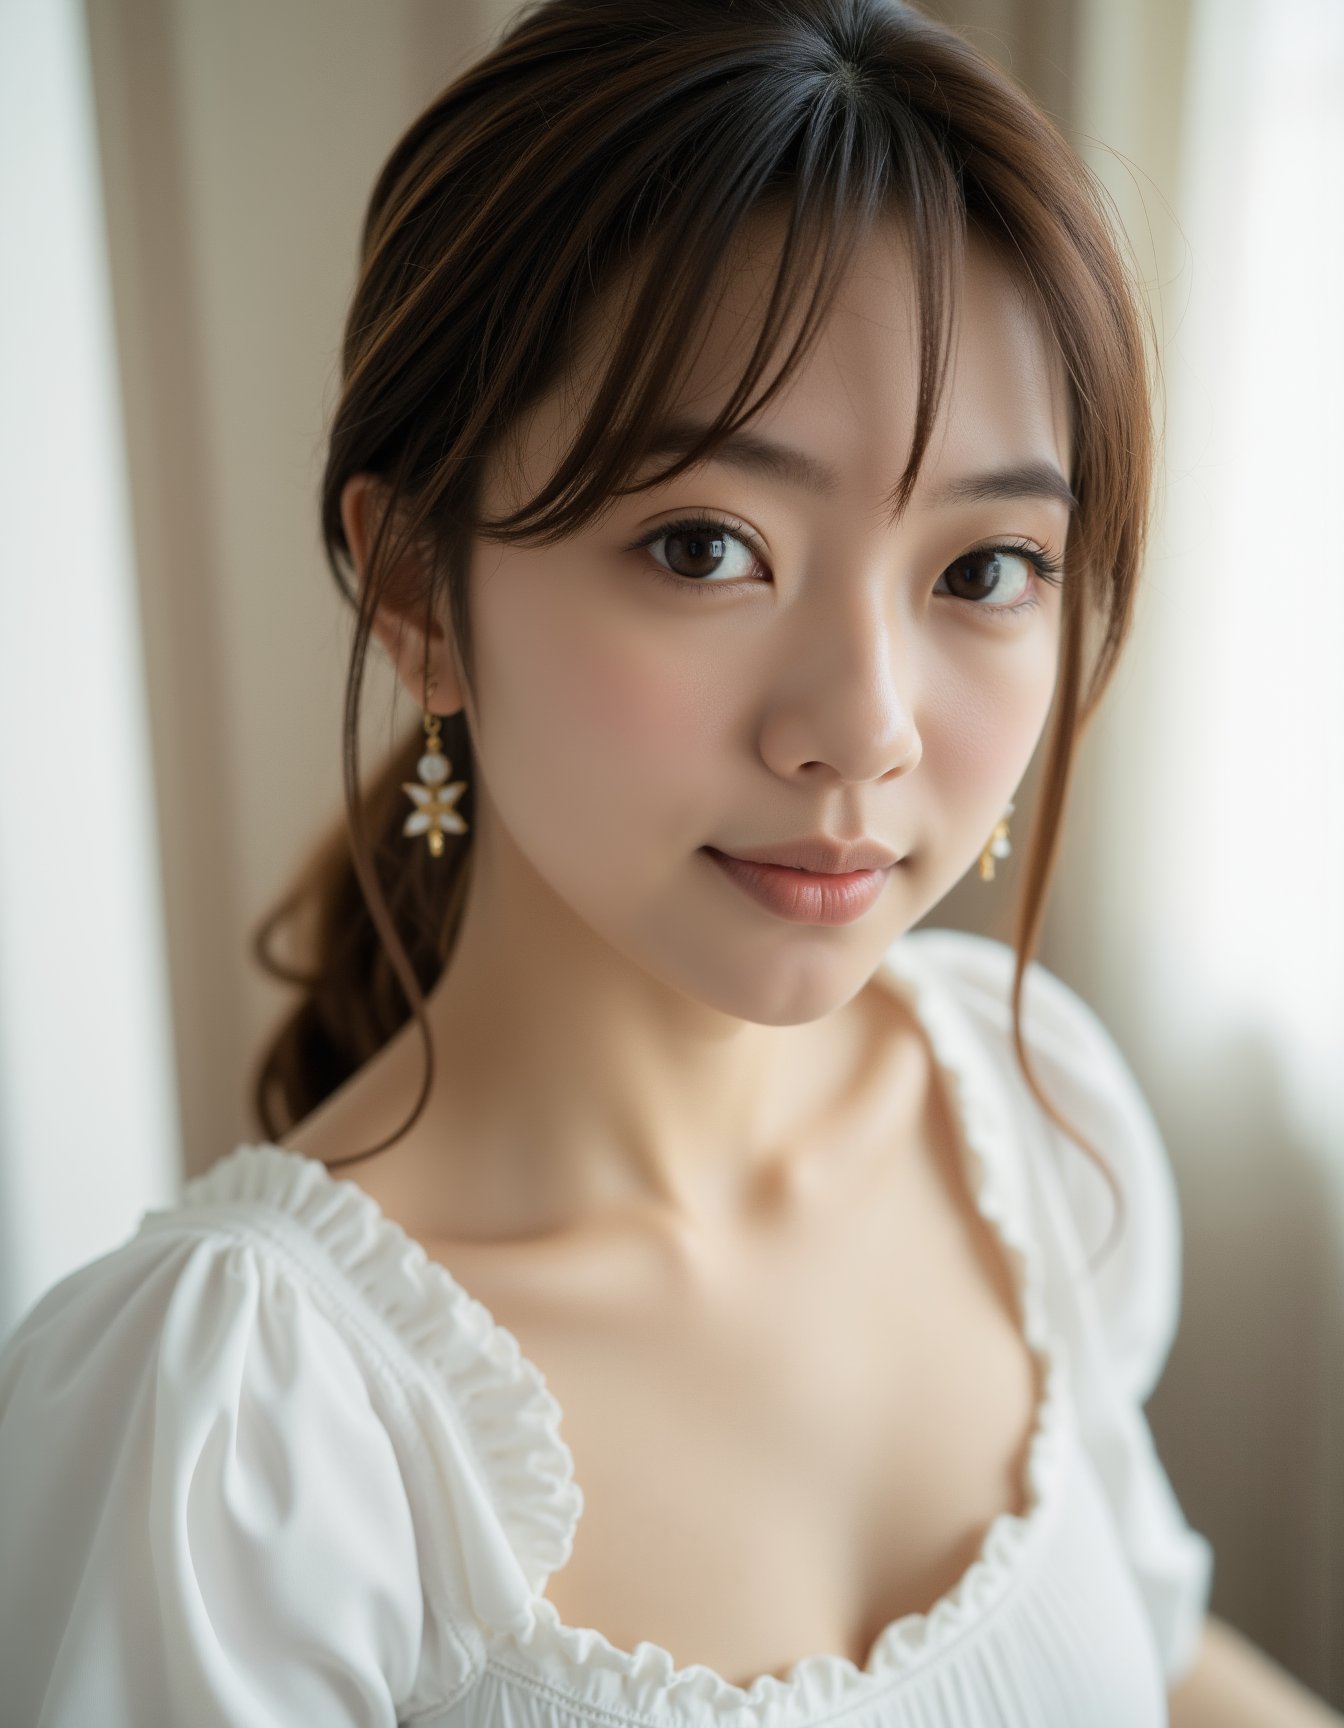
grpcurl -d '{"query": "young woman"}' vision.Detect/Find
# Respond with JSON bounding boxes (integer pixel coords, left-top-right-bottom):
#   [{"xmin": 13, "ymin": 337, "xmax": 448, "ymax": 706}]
[{"xmin": 2, "ymin": 2, "xmax": 1337, "ymax": 1723}]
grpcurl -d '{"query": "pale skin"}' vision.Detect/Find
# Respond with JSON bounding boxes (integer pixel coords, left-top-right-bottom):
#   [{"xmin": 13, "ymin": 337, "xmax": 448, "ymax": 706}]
[{"xmin": 286, "ymin": 210, "xmax": 1340, "ymax": 1720}]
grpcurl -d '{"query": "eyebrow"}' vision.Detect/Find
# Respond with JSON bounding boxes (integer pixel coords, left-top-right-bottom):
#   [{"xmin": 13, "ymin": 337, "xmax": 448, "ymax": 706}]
[{"xmin": 637, "ymin": 418, "xmax": 1079, "ymax": 512}]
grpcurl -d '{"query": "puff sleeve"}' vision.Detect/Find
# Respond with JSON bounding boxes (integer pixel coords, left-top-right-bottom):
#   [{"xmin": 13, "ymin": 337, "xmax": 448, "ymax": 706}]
[
  {"xmin": 908, "ymin": 929, "xmax": 1216, "ymax": 1688},
  {"xmin": 0, "ymin": 1223, "xmax": 426, "ymax": 1726}
]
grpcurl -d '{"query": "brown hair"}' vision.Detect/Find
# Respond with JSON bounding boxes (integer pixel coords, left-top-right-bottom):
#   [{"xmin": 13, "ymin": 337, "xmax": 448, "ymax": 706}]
[{"xmin": 251, "ymin": 0, "xmax": 1155, "ymax": 1269}]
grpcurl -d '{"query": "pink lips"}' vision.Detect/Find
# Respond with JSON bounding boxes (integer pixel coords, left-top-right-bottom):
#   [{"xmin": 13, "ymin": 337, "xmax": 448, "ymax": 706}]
[{"xmin": 703, "ymin": 847, "xmax": 894, "ymax": 925}]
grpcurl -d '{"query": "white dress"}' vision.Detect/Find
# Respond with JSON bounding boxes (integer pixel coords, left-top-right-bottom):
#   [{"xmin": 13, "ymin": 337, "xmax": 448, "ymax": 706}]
[{"xmin": 0, "ymin": 929, "xmax": 1215, "ymax": 1727}]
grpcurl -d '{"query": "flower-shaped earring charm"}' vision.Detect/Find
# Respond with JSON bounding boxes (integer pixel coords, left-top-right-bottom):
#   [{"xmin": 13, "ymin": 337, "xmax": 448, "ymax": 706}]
[
  {"xmin": 402, "ymin": 702, "xmax": 468, "ymax": 858},
  {"xmin": 977, "ymin": 800, "xmax": 1014, "ymax": 882}
]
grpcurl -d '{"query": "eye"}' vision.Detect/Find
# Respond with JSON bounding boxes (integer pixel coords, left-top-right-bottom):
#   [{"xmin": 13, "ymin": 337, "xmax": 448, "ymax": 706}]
[
  {"xmin": 934, "ymin": 543, "xmax": 1064, "ymax": 619},
  {"xmin": 625, "ymin": 519, "xmax": 1065, "ymax": 613},
  {"xmin": 628, "ymin": 514, "xmax": 765, "ymax": 596}
]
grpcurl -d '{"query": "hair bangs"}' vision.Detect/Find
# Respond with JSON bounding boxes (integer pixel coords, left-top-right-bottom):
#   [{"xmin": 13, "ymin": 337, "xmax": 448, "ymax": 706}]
[{"xmin": 470, "ymin": 78, "xmax": 970, "ymax": 559}]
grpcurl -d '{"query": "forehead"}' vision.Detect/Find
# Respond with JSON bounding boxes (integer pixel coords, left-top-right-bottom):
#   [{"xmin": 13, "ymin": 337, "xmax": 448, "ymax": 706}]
[{"xmin": 491, "ymin": 206, "xmax": 1074, "ymax": 513}]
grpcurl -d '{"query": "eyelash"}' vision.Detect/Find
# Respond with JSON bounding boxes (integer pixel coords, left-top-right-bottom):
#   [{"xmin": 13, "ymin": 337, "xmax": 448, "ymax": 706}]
[{"xmin": 627, "ymin": 513, "xmax": 1065, "ymax": 620}]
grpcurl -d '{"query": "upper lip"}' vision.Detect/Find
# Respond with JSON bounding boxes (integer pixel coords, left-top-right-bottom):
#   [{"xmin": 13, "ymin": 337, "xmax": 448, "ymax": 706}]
[{"xmin": 710, "ymin": 836, "xmax": 900, "ymax": 874}]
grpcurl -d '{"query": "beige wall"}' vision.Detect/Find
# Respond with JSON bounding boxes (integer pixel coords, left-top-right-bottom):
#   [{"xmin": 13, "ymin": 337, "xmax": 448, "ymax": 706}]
[{"xmin": 83, "ymin": 0, "xmax": 513, "ymax": 1176}]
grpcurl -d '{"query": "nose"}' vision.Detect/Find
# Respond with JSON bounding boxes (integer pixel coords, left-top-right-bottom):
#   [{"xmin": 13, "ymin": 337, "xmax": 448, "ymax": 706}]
[{"xmin": 757, "ymin": 582, "xmax": 923, "ymax": 786}]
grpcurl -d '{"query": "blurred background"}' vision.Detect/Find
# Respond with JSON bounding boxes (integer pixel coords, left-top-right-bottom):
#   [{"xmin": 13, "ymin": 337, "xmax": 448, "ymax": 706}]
[{"xmin": 1, "ymin": 0, "xmax": 1340, "ymax": 1701}]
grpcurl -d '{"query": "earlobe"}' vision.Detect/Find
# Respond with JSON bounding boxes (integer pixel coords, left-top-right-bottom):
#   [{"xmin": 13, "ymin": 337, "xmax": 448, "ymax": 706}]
[{"xmin": 338, "ymin": 471, "xmax": 466, "ymax": 718}]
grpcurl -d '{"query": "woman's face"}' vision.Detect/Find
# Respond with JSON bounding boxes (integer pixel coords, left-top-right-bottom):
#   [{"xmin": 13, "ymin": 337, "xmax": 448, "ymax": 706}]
[{"xmin": 450, "ymin": 215, "xmax": 1072, "ymax": 1025}]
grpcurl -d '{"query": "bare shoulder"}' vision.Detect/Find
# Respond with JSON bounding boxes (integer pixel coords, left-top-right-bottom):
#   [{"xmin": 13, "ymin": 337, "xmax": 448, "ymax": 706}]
[{"xmin": 1169, "ymin": 1615, "xmax": 1343, "ymax": 1727}]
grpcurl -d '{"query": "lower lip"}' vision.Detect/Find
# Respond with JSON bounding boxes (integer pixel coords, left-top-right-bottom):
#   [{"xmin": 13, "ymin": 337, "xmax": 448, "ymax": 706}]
[{"xmin": 703, "ymin": 848, "xmax": 894, "ymax": 925}]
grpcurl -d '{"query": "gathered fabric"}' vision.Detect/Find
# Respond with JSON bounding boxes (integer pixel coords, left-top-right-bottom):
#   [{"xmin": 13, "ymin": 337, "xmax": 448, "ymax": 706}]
[{"xmin": 0, "ymin": 928, "xmax": 1214, "ymax": 1726}]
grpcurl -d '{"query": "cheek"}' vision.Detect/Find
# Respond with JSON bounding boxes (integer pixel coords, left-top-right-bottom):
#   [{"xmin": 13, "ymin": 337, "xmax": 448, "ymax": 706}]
[
  {"xmin": 569, "ymin": 630, "xmax": 717, "ymax": 775},
  {"xmin": 469, "ymin": 563, "xmax": 718, "ymax": 847},
  {"xmin": 921, "ymin": 641, "xmax": 1056, "ymax": 812}
]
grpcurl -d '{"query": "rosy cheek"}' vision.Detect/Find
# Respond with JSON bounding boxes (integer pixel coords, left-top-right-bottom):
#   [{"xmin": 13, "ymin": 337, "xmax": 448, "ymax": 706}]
[
  {"xmin": 475, "ymin": 573, "xmax": 714, "ymax": 805},
  {"xmin": 921, "ymin": 661, "xmax": 1047, "ymax": 814},
  {"xmin": 572, "ymin": 638, "xmax": 720, "ymax": 793}
]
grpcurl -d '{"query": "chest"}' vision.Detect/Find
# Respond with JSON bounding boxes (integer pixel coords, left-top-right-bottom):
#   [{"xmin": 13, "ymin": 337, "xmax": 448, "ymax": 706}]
[{"xmin": 432, "ymin": 1054, "xmax": 1044, "ymax": 1691}]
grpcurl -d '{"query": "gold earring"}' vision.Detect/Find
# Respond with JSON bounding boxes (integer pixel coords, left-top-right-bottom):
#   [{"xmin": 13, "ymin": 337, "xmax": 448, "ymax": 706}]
[
  {"xmin": 401, "ymin": 674, "xmax": 469, "ymax": 857},
  {"xmin": 978, "ymin": 801, "xmax": 1014, "ymax": 882}
]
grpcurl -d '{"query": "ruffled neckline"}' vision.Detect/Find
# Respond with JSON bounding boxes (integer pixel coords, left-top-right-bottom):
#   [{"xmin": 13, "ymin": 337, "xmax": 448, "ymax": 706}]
[
  {"xmin": 160, "ymin": 928, "xmax": 1074, "ymax": 1725},
  {"xmin": 152, "ymin": 1135, "xmax": 583, "ymax": 1608}
]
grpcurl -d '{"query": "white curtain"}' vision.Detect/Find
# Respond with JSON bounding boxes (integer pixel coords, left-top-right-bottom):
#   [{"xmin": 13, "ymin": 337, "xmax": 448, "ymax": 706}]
[
  {"xmin": 1056, "ymin": 0, "xmax": 1343, "ymax": 1690},
  {"xmin": 1146, "ymin": 0, "xmax": 1343, "ymax": 1139},
  {"xmin": 0, "ymin": 0, "xmax": 180, "ymax": 1337}
]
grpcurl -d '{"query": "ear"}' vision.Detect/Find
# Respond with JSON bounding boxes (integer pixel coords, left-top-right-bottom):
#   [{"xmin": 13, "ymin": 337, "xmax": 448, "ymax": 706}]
[{"xmin": 339, "ymin": 472, "xmax": 466, "ymax": 717}]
